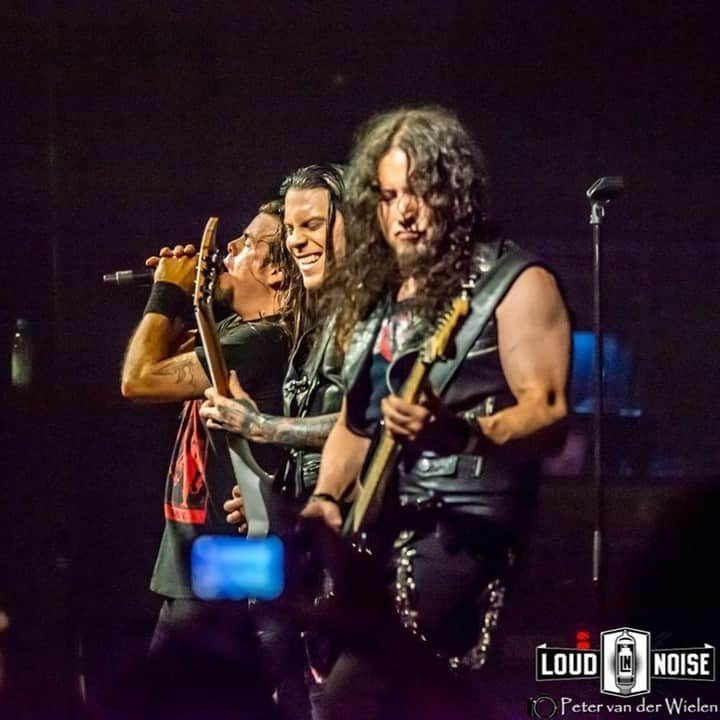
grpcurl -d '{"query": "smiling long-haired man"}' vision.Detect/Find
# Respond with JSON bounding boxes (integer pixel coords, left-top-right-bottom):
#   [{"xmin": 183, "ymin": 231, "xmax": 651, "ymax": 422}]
[
  {"xmin": 199, "ymin": 166, "xmax": 347, "ymax": 720},
  {"xmin": 201, "ymin": 164, "xmax": 347, "ymax": 504}
]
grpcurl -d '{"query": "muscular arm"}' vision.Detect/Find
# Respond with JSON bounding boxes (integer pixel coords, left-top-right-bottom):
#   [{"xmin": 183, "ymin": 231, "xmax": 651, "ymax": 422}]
[
  {"xmin": 121, "ymin": 246, "xmax": 212, "ymax": 403},
  {"xmin": 312, "ymin": 399, "xmax": 370, "ymax": 501},
  {"xmin": 121, "ymin": 313, "xmax": 210, "ymax": 403},
  {"xmin": 382, "ymin": 266, "xmax": 570, "ymax": 457},
  {"xmin": 477, "ymin": 266, "xmax": 570, "ymax": 450},
  {"xmin": 299, "ymin": 399, "xmax": 370, "ymax": 529}
]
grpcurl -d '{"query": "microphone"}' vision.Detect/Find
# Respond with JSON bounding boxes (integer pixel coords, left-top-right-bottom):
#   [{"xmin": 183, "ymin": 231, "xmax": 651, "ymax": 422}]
[
  {"xmin": 586, "ymin": 176, "xmax": 625, "ymax": 225},
  {"xmin": 586, "ymin": 176, "xmax": 625, "ymax": 204},
  {"xmin": 102, "ymin": 268, "xmax": 155, "ymax": 287}
]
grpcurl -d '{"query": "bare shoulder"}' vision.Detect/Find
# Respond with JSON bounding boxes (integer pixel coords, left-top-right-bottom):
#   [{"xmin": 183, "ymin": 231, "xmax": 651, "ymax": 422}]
[
  {"xmin": 493, "ymin": 265, "xmax": 570, "ymax": 411},
  {"xmin": 496, "ymin": 265, "xmax": 567, "ymax": 327}
]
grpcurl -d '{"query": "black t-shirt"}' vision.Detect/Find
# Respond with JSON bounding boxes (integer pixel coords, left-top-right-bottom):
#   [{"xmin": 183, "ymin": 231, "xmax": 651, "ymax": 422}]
[
  {"xmin": 150, "ymin": 315, "xmax": 290, "ymax": 598},
  {"xmin": 365, "ymin": 298, "xmax": 423, "ymax": 428}
]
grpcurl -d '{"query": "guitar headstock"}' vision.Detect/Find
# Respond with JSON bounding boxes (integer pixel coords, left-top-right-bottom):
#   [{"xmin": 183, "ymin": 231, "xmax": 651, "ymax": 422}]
[
  {"xmin": 193, "ymin": 217, "xmax": 220, "ymax": 310},
  {"xmin": 192, "ymin": 217, "xmax": 230, "ymax": 395},
  {"xmin": 421, "ymin": 292, "xmax": 471, "ymax": 363}
]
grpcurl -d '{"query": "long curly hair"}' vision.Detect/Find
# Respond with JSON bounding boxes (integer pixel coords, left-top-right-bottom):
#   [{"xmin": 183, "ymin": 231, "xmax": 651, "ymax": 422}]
[{"xmin": 320, "ymin": 106, "xmax": 494, "ymax": 347}]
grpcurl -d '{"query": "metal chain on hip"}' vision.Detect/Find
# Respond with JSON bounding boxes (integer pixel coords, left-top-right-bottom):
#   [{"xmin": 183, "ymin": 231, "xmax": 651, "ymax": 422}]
[{"xmin": 393, "ymin": 531, "xmax": 515, "ymax": 672}]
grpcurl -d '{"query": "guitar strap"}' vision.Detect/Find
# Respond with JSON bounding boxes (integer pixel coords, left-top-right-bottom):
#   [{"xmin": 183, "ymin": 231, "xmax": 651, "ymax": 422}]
[
  {"xmin": 226, "ymin": 435, "xmax": 272, "ymax": 538},
  {"xmin": 429, "ymin": 245, "xmax": 543, "ymax": 394}
]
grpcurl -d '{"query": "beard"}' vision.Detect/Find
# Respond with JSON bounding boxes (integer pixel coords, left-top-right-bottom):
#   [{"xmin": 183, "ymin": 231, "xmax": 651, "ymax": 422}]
[
  {"xmin": 395, "ymin": 234, "xmax": 439, "ymax": 280},
  {"xmin": 212, "ymin": 273, "xmax": 234, "ymax": 312}
]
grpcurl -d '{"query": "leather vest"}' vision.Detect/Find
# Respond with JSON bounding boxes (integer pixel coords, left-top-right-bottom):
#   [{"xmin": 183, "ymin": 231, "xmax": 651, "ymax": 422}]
[
  {"xmin": 279, "ymin": 317, "xmax": 344, "ymax": 497},
  {"xmin": 342, "ymin": 240, "xmax": 544, "ymax": 532}
]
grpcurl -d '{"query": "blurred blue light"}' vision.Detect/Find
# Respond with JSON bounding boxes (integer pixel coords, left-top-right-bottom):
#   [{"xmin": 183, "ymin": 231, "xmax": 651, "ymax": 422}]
[
  {"xmin": 571, "ymin": 331, "xmax": 641, "ymax": 416},
  {"xmin": 191, "ymin": 535, "xmax": 284, "ymax": 600}
]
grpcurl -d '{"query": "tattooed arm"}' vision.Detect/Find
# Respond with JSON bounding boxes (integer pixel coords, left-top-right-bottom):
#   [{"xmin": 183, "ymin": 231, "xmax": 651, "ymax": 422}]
[
  {"xmin": 121, "ymin": 313, "xmax": 210, "ymax": 403},
  {"xmin": 121, "ymin": 243, "xmax": 211, "ymax": 403},
  {"xmin": 200, "ymin": 377, "xmax": 338, "ymax": 448}
]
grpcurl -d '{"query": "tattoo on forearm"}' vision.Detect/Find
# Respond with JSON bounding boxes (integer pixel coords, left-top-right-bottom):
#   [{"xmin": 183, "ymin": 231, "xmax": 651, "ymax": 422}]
[
  {"xmin": 154, "ymin": 359, "xmax": 200, "ymax": 390},
  {"xmin": 269, "ymin": 414, "xmax": 340, "ymax": 449},
  {"xmin": 219, "ymin": 402, "xmax": 339, "ymax": 449}
]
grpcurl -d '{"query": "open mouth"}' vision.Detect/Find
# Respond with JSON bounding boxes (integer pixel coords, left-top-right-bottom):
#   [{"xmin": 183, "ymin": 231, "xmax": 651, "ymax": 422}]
[{"xmin": 296, "ymin": 253, "xmax": 322, "ymax": 270}]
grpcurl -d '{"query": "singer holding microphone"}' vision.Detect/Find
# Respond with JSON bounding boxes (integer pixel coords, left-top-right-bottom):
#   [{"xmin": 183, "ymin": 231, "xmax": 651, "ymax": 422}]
[{"xmin": 120, "ymin": 201, "xmax": 295, "ymax": 699}]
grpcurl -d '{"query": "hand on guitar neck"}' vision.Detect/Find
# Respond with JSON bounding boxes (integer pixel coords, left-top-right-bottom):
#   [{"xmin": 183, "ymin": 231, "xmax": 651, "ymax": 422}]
[{"xmin": 201, "ymin": 370, "xmax": 261, "ymax": 434}]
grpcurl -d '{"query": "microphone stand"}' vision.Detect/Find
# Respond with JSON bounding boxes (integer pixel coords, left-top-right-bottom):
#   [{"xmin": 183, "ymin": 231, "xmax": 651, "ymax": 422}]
[{"xmin": 586, "ymin": 176, "xmax": 624, "ymax": 635}]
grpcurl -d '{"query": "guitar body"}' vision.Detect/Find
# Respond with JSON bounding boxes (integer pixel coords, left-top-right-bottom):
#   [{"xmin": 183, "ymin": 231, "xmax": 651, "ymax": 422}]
[
  {"xmin": 304, "ymin": 292, "xmax": 470, "ymax": 682},
  {"xmin": 341, "ymin": 428, "xmax": 401, "ymax": 553},
  {"xmin": 305, "ymin": 294, "xmax": 471, "ymax": 683},
  {"xmin": 304, "ymin": 293, "xmax": 471, "ymax": 677}
]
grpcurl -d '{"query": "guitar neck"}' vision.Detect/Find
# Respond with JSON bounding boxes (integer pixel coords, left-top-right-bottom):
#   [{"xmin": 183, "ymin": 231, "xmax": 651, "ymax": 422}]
[
  {"xmin": 349, "ymin": 431, "xmax": 400, "ymax": 534},
  {"xmin": 350, "ymin": 357, "xmax": 431, "ymax": 534},
  {"xmin": 195, "ymin": 305, "xmax": 229, "ymax": 397},
  {"xmin": 191, "ymin": 216, "xmax": 227, "ymax": 396},
  {"xmin": 398, "ymin": 358, "xmax": 428, "ymax": 404}
]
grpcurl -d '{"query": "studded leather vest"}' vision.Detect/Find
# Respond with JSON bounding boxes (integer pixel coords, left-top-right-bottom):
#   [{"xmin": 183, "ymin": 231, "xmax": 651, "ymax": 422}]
[{"xmin": 342, "ymin": 240, "xmax": 546, "ymax": 532}]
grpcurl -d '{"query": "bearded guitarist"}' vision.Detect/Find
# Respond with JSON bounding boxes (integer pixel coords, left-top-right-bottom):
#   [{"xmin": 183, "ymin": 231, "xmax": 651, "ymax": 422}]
[
  {"xmin": 302, "ymin": 107, "xmax": 571, "ymax": 720},
  {"xmin": 120, "ymin": 201, "xmax": 292, "ymax": 664}
]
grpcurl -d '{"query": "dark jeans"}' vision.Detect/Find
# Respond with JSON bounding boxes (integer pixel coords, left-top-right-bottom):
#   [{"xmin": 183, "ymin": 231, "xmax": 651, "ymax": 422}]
[
  {"xmin": 150, "ymin": 598, "xmax": 311, "ymax": 720},
  {"xmin": 254, "ymin": 608, "xmax": 312, "ymax": 720},
  {"xmin": 314, "ymin": 516, "xmax": 512, "ymax": 720}
]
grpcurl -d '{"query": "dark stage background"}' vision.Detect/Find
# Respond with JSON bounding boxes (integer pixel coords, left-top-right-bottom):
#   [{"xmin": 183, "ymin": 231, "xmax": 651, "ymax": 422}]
[{"xmin": 2, "ymin": 1, "xmax": 719, "ymax": 716}]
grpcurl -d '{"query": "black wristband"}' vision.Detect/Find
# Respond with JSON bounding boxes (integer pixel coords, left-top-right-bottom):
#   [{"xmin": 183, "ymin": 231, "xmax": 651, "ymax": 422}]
[
  {"xmin": 143, "ymin": 281, "xmax": 189, "ymax": 319},
  {"xmin": 310, "ymin": 492, "xmax": 341, "ymax": 507}
]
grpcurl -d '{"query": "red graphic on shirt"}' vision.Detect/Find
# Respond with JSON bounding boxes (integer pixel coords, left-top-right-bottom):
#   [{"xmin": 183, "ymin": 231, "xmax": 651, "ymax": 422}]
[
  {"xmin": 375, "ymin": 319, "xmax": 395, "ymax": 362},
  {"xmin": 164, "ymin": 400, "xmax": 208, "ymax": 524},
  {"xmin": 373, "ymin": 311, "xmax": 414, "ymax": 362}
]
